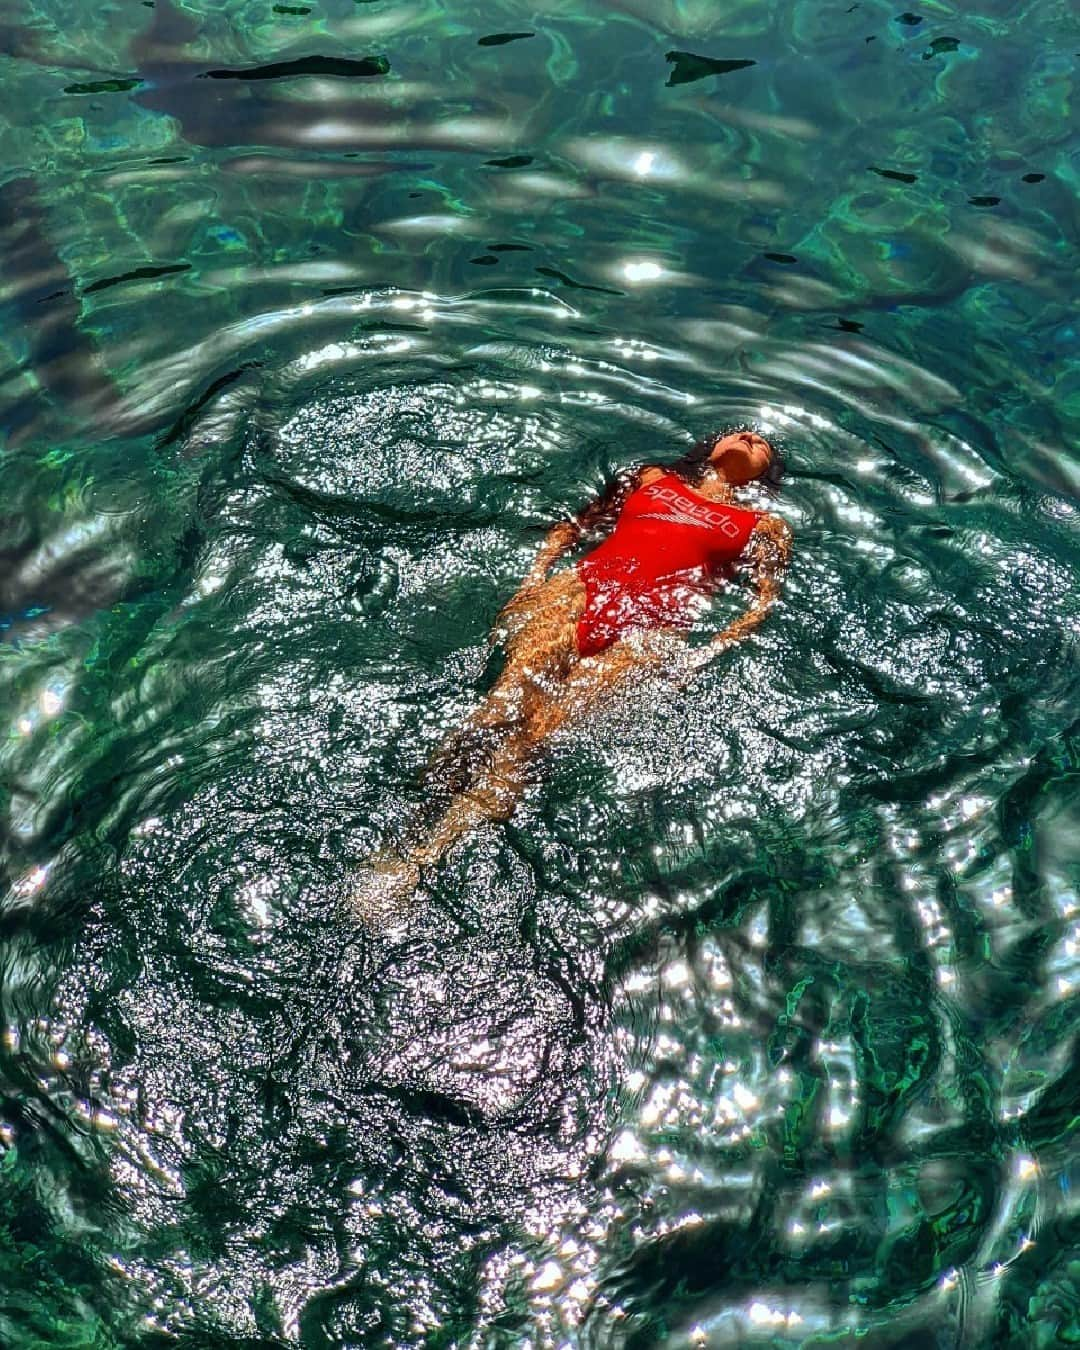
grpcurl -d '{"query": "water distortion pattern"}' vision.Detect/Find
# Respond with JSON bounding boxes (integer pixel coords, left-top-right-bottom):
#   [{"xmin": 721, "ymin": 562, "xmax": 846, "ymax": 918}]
[{"xmin": 0, "ymin": 0, "xmax": 1078, "ymax": 1345}]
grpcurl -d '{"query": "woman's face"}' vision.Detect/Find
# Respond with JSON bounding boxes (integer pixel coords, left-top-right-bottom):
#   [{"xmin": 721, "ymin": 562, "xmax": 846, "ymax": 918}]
[{"xmin": 708, "ymin": 432, "xmax": 774, "ymax": 485}]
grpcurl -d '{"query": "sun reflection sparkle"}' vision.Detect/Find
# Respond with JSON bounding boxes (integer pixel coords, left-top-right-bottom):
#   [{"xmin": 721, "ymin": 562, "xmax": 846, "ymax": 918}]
[{"xmin": 622, "ymin": 260, "xmax": 663, "ymax": 283}]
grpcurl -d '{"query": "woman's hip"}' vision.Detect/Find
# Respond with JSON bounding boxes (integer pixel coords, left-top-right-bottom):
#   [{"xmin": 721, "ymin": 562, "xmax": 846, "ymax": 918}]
[{"xmin": 499, "ymin": 567, "xmax": 587, "ymax": 658}]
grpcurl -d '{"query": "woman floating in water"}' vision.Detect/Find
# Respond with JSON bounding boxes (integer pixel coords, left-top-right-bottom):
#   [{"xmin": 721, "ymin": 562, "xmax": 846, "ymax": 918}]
[{"xmin": 350, "ymin": 430, "xmax": 792, "ymax": 922}]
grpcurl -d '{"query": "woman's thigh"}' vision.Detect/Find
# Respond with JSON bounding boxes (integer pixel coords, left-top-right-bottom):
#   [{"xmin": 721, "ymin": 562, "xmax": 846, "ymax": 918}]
[
  {"xmin": 528, "ymin": 626, "xmax": 684, "ymax": 737},
  {"xmin": 501, "ymin": 568, "xmax": 584, "ymax": 641},
  {"xmin": 498, "ymin": 570, "xmax": 585, "ymax": 679}
]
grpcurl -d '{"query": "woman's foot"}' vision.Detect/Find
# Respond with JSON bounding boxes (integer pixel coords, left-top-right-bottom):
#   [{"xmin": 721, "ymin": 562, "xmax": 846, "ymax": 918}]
[{"xmin": 344, "ymin": 849, "xmax": 422, "ymax": 928}]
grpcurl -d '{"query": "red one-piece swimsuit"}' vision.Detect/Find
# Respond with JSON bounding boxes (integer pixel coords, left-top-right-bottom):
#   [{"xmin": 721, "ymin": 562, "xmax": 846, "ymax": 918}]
[{"xmin": 575, "ymin": 471, "xmax": 764, "ymax": 658}]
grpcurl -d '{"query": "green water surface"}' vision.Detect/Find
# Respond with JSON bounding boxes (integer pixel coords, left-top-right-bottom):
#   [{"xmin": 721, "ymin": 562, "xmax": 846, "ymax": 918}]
[{"xmin": 1, "ymin": 0, "xmax": 1079, "ymax": 1346}]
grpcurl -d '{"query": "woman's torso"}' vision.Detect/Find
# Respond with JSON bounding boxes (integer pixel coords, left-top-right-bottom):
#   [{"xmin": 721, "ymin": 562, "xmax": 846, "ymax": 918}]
[{"xmin": 575, "ymin": 470, "xmax": 763, "ymax": 656}]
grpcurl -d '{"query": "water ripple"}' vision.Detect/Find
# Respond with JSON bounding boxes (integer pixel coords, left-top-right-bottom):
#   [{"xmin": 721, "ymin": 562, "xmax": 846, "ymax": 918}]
[{"xmin": 1, "ymin": 0, "xmax": 1079, "ymax": 1344}]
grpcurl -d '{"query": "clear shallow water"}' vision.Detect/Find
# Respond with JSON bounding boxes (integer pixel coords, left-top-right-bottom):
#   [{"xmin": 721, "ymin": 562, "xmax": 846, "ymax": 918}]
[{"xmin": 1, "ymin": 1, "xmax": 1079, "ymax": 1345}]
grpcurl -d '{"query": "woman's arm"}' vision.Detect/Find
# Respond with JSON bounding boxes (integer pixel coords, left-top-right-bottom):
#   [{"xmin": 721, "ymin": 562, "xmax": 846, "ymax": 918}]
[
  {"xmin": 514, "ymin": 520, "xmax": 580, "ymax": 595},
  {"xmin": 501, "ymin": 465, "xmax": 658, "ymax": 609},
  {"xmin": 651, "ymin": 513, "xmax": 792, "ymax": 683},
  {"xmin": 713, "ymin": 513, "xmax": 793, "ymax": 648}
]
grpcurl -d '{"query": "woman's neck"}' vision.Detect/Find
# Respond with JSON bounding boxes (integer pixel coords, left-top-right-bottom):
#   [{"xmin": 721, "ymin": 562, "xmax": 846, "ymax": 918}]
[{"xmin": 691, "ymin": 466, "xmax": 736, "ymax": 504}]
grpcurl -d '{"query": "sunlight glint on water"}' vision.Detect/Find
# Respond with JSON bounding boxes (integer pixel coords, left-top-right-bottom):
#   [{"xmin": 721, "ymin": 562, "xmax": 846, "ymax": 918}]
[{"xmin": 1, "ymin": 0, "xmax": 1079, "ymax": 1345}]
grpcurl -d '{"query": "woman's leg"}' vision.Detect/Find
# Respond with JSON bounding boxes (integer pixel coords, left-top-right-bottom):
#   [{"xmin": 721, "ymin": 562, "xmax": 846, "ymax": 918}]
[
  {"xmin": 520, "ymin": 630, "xmax": 673, "ymax": 738},
  {"xmin": 345, "ymin": 570, "xmax": 585, "ymax": 923},
  {"xmin": 409, "ymin": 569, "xmax": 586, "ymax": 858},
  {"xmin": 417, "ymin": 568, "xmax": 584, "ymax": 786},
  {"xmin": 413, "ymin": 625, "xmax": 685, "ymax": 866}
]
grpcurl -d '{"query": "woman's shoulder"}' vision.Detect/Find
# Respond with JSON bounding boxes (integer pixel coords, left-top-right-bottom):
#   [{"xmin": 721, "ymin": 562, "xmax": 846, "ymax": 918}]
[
  {"xmin": 750, "ymin": 511, "xmax": 792, "ymax": 534},
  {"xmin": 637, "ymin": 465, "xmax": 667, "ymax": 487}
]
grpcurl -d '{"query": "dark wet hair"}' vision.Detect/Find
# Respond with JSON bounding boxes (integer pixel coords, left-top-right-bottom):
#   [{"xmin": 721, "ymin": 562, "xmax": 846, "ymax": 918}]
[
  {"xmin": 666, "ymin": 429, "xmax": 785, "ymax": 497},
  {"xmin": 573, "ymin": 429, "xmax": 785, "ymax": 538}
]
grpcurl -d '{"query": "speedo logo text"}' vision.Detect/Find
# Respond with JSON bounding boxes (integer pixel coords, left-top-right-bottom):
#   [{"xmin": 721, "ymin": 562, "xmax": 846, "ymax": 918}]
[{"xmin": 641, "ymin": 484, "xmax": 742, "ymax": 537}]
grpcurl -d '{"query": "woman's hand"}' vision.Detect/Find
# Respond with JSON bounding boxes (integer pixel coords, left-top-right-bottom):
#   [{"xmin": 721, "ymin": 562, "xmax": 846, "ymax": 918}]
[
  {"xmin": 638, "ymin": 629, "xmax": 746, "ymax": 687},
  {"xmin": 705, "ymin": 514, "xmax": 792, "ymax": 653},
  {"xmin": 543, "ymin": 520, "xmax": 580, "ymax": 553},
  {"xmin": 344, "ymin": 849, "xmax": 422, "ymax": 928},
  {"xmin": 630, "ymin": 629, "xmax": 713, "ymax": 687},
  {"xmin": 495, "ymin": 520, "xmax": 581, "ymax": 631}
]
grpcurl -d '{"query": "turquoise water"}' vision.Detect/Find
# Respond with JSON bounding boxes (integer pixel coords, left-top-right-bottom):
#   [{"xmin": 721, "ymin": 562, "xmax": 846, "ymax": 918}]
[{"xmin": 2, "ymin": 1, "xmax": 1080, "ymax": 1345}]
